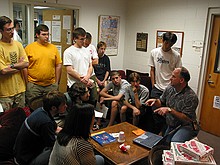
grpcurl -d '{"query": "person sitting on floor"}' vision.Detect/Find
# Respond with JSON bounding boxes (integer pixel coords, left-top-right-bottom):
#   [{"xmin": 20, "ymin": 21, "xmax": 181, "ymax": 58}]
[
  {"xmin": 14, "ymin": 90, "xmax": 67, "ymax": 165},
  {"xmin": 49, "ymin": 103, "xmax": 104, "ymax": 165},
  {"xmin": 145, "ymin": 67, "xmax": 199, "ymax": 143},
  {"xmin": 123, "ymin": 72, "xmax": 149, "ymax": 126},
  {"xmin": 100, "ymin": 71, "xmax": 129, "ymax": 126}
]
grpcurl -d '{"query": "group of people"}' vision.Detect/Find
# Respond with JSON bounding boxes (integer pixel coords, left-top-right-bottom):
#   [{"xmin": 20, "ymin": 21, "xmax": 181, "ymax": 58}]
[{"xmin": 0, "ymin": 15, "xmax": 200, "ymax": 165}]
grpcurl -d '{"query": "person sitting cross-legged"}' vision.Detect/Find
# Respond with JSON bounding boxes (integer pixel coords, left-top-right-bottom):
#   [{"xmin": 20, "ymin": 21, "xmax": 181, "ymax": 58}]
[{"xmin": 123, "ymin": 72, "xmax": 149, "ymax": 126}]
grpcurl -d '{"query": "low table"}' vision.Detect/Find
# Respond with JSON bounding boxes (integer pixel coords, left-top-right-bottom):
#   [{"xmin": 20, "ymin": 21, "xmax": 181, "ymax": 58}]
[{"xmin": 90, "ymin": 122, "xmax": 150, "ymax": 164}]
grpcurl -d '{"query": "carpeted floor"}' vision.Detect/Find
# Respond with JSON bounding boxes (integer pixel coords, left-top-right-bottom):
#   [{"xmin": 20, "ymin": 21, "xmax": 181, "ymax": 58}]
[{"xmin": 197, "ymin": 130, "xmax": 220, "ymax": 165}]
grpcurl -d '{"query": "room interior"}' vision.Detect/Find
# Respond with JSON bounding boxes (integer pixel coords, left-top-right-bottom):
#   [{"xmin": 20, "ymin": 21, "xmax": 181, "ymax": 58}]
[{"xmin": 1, "ymin": 0, "xmax": 220, "ymax": 164}]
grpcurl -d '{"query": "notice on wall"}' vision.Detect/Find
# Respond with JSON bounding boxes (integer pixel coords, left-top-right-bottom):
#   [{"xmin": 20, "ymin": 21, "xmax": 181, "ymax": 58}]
[
  {"xmin": 213, "ymin": 96, "xmax": 220, "ymax": 110},
  {"xmin": 66, "ymin": 30, "xmax": 71, "ymax": 45},
  {"xmin": 55, "ymin": 45, "xmax": 62, "ymax": 59},
  {"xmin": 63, "ymin": 15, "xmax": 71, "ymax": 29},
  {"xmin": 52, "ymin": 21, "xmax": 61, "ymax": 42},
  {"xmin": 53, "ymin": 15, "xmax": 60, "ymax": 20}
]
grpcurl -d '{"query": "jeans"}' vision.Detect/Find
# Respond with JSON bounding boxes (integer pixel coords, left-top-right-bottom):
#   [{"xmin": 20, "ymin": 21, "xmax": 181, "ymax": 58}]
[
  {"xmin": 164, "ymin": 125, "xmax": 199, "ymax": 143},
  {"xmin": 95, "ymin": 155, "xmax": 104, "ymax": 165}
]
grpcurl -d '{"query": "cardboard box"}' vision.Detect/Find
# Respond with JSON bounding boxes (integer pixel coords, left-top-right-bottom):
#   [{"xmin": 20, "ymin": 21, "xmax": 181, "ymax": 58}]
[
  {"xmin": 171, "ymin": 142, "xmax": 216, "ymax": 165},
  {"xmin": 179, "ymin": 139, "xmax": 214, "ymax": 160}
]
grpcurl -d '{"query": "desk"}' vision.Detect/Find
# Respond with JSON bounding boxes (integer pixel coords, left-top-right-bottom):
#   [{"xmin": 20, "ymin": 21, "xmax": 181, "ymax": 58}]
[{"xmin": 90, "ymin": 122, "xmax": 150, "ymax": 164}]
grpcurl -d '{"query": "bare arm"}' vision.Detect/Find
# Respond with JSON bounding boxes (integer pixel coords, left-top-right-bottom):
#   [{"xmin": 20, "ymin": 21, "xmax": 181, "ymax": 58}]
[
  {"xmin": 150, "ymin": 66, "xmax": 155, "ymax": 87},
  {"xmin": 55, "ymin": 63, "xmax": 62, "ymax": 84},
  {"xmin": 23, "ymin": 68, "xmax": 28, "ymax": 85},
  {"xmin": 66, "ymin": 65, "xmax": 81, "ymax": 81},
  {"xmin": 154, "ymin": 107, "xmax": 192, "ymax": 123},
  {"xmin": 145, "ymin": 98, "xmax": 161, "ymax": 108},
  {"xmin": 92, "ymin": 58, "xmax": 98, "ymax": 65},
  {"xmin": 0, "ymin": 58, "xmax": 29, "ymax": 75},
  {"xmin": 100, "ymin": 87, "xmax": 123, "ymax": 101}
]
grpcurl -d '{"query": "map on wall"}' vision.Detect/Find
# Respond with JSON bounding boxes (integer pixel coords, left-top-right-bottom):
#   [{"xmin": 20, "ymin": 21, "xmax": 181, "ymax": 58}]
[{"xmin": 98, "ymin": 15, "xmax": 120, "ymax": 56}]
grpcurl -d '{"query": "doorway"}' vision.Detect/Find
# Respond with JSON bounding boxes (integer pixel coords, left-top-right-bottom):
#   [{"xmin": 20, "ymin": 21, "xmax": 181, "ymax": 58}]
[
  {"xmin": 199, "ymin": 11, "xmax": 220, "ymax": 137},
  {"xmin": 12, "ymin": 2, "xmax": 79, "ymax": 92}
]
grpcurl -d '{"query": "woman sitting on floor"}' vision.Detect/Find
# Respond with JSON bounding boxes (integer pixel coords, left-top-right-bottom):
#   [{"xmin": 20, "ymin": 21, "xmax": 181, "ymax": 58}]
[{"xmin": 49, "ymin": 103, "xmax": 104, "ymax": 165}]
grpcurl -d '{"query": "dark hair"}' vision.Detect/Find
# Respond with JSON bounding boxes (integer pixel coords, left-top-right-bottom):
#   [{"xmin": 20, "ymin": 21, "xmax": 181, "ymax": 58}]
[
  {"xmin": 14, "ymin": 19, "xmax": 19, "ymax": 28},
  {"xmin": 57, "ymin": 103, "xmax": 94, "ymax": 146},
  {"xmin": 35, "ymin": 24, "xmax": 49, "ymax": 35},
  {"xmin": 162, "ymin": 32, "xmax": 177, "ymax": 45},
  {"xmin": 43, "ymin": 90, "xmax": 66, "ymax": 112},
  {"xmin": 86, "ymin": 32, "xmax": 92, "ymax": 40},
  {"xmin": 97, "ymin": 41, "xmax": 107, "ymax": 49},
  {"xmin": 73, "ymin": 27, "xmax": 86, "ymax": 39},
  {"xmin": 128, "ymin": 72, "xmax": 140, "ymax": 82},
  {"xmin": 179, "ymin": 67, "xmax": 190, "ymax": 82},
  {"xmin": 68, "ymin": 82, "xmax": 87, "ymax": 101},
  {"xmin": 110, "ymin": 71, "xmax": 120, "ymax": 79},
  {"xmin": 0, "ymin": 16, "xmax": 12, "ymax": 31}
]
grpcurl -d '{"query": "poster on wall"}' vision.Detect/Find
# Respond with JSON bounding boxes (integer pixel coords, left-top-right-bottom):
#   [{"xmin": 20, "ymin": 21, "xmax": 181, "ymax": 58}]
[
  {"xmin": 156, "ymin": 30, "xmax": 184, "ymax": 56},
  {"xmin": 98, "ymin": 15, "xmax": 120, "ymax": 56},
  {"xmin": 136, "ymin": 33, "xmax": 148, "ymax": 52}
]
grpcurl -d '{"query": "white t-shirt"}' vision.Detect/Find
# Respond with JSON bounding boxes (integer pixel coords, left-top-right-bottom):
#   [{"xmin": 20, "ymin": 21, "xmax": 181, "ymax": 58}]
[
  {"xmin": 85, "ymin": 44, "xmax": 98, "ymax": 76},
  {"xmin": 13, "ymin": 29, "xmax": 22, "ymax": 44},
  {"xmin": 148, "ymin": 47, "xmax": 182, "ymax": 91},
  {"xmin": 63, "ymin": 45, "xmax": 91, "ymax": 87}
]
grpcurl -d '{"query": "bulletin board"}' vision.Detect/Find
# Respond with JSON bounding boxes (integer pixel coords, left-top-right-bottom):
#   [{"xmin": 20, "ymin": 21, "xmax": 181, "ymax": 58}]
[
  {"xmin": 98, "ymin": 15, "xmax": 120, "ymax": 56},
  {"xmin": 136, "ymin": 33, "xmax": 148, "ymax": 52},
  {"xmin": 156, "ymin": 30, "xmax": 184, "ymax": 56}
]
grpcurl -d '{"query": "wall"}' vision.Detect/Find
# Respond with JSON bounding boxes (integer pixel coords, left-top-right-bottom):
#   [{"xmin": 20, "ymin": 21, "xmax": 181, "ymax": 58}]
[
  {"xmin": 0, "ymin": 0, "xmax": 10, "ymax": 17},
  {"xmin": 58, "ymin": 0, "xmax": 126, "ymax": 70},
  {"xmin": 124, "ymin": 0, "xmax": 220, "ymax": 93}
]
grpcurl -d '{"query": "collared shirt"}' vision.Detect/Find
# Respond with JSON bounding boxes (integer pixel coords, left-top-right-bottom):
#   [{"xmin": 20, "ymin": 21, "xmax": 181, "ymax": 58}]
[{"xmin": 160, "ymin": 85, "xmax": 199, "ymax": 127}]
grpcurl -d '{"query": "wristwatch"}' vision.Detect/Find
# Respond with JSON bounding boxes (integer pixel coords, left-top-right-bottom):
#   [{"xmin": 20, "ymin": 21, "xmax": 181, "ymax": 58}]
[
  {"xmin": 10, "ymin": 63, "xmax": 15, "ymax": 69},
  {"xmin": 167, "ymin": 107, "xmax": 172, "ymax": 113}
]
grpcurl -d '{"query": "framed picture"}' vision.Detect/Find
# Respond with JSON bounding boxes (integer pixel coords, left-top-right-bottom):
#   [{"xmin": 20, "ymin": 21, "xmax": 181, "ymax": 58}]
[
  {"xmin": 156, "ymin": 30, "xmax": 184, "ymax": 56},
  {"xmin": 98, "ymin": 15, "xmax": 120, "ymax": 56},
  {"xmin": 136, "ymin": 32, "xmax": 148, "ymax": 52}
]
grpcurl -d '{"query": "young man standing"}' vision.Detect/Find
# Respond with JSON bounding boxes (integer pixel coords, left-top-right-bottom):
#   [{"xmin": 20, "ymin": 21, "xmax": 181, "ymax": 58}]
[
  {"xmin": 94, "ymin": 41, "xmax": 111, "ymax": 89},
  {"xmin": 24, "ymin": 24, "xmax": 62, "ymax": 105},
  {"xmin": 63, "ymin": 27, "xmax": 94, "ymax": 103},
  {"xmin": 0, "ymin": 16, "xmax": 29, "ymax": 111},
  {"xmin": 149, "ymin": 32, "xmax": 182, "ymax": 134},
  {"xmin": 123, "ymin": 72, "xmax": 149, "ymax": 126},
  {"xmin": 100, "ymin": 71, "xmax": 129, "ymax": 126},
  {"xmin": 14, "ymin": 90, "xmax": 67, "ymax": 165},
  {"xmin": 83, "ymin": 32, "xmax": 98, "ymax": 106}
]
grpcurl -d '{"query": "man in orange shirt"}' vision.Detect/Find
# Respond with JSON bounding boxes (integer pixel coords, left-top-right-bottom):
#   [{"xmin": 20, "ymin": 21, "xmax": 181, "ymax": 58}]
[{"xmin": 24, "ymin": 24, "xmax": 62, "ymax": 106}]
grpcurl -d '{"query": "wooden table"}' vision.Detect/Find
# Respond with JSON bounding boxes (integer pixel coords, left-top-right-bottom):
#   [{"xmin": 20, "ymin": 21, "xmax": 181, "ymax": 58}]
[{"xmin": 90, "ymin": 122, "xmax": 150, "ymax": 165}]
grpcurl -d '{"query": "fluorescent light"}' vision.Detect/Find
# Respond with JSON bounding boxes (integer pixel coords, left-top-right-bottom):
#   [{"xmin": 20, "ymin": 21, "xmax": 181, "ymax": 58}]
[{"xmin": 34, "ymin": 6, "xmax": 50, "ymax": 9}]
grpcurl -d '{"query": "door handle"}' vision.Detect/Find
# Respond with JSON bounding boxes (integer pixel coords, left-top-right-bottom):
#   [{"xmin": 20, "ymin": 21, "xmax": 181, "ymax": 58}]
[
  {"xmin": 208, "ymin": 80, "xmax": 214, "ymax": 84},
  {"xmin": 208, "ymin": 74, "xmax": 214, "ymax": 84}
]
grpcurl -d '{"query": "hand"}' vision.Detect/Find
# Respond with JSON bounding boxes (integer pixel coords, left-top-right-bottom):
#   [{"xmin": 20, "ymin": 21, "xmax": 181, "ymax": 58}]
[
  {"xmin": 132, "ymin": 86, "xmax": 137, "ymax": 94},
  {"xmin": 56, "ymin": 126, "xmax": 63, "ymax": 134},
  {"xmin": 100, "ymin": 97, "xmax": 105, "ymax": 104},
  {"xmin": 154, "ymin": 107, "xmax": 169, "ymax": 116},
  {"xmin": 133, "ymin": 107, "xmax": 140, "ymax": 116},
  {"xmin": 86, "ymin": 79, "xmax": 93, "ymax": 87},
  {"xmin": 145, "ymin": 99, "xmax": 157, "ymax": 106},
  {"xmin": 18, "ymin": 56, "xmax": 24, "ymax": 62},
  {"xmin": 80, "ymin": 76, "xmax": 89, "ymax": 84}
]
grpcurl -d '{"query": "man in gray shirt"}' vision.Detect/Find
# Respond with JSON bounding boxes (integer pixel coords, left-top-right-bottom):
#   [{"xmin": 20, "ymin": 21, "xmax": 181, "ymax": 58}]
[
  {"xmin": 100, "ymin": 71, "xmax": 129, "ymax": 126},
  {"xmin": 123, "ymin": 72, "xmax": 149, "ymax": 126}
]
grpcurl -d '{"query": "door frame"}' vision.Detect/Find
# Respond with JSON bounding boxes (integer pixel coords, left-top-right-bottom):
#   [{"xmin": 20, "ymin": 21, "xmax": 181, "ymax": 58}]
[
  {"xmin": 197, "ymin": 8, "xmax": 220, "ymax": 119},
  {"xmin": 9, "ymin": 0, "xmax": 80, "ymax": 44}
]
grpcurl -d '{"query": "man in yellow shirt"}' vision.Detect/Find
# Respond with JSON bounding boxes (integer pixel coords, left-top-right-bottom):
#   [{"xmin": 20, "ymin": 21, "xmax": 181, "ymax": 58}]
[
  {"xmin": 0, "ymin": 16, "xmax": 29, "ymax": 111},
  {"xmin": 24, "ymin": 24, "xmax": 62, "ymax": 106}
]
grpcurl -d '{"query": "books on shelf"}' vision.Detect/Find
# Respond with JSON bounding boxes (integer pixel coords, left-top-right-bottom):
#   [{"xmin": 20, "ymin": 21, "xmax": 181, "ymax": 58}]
[{"xmin": 91, "ymin": 131, "xmax": 116, "ymax": 146}]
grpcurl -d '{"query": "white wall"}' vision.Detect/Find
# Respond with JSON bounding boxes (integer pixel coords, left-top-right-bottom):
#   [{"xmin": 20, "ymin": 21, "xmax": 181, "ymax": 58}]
[
  {"xmin": 0, "ymin": 0, "xmax": 10, "ymax": 16},
  {"xmin": 124, "ymin": 0, "xmax": 220, "ymax": 93},
  {"xmin": 58, "ymin": 0, "xmax": 127, "ymax": 70}
]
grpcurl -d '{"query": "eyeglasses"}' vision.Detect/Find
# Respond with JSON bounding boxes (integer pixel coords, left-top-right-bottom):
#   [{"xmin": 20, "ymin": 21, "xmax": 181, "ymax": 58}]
[
  {"xmin": 77, "ymin": 37, "xmax": 86, "ymax": 41},
  {"xmin": 4, "ymin": 27, "xmax": 14, "ymax": 33}
]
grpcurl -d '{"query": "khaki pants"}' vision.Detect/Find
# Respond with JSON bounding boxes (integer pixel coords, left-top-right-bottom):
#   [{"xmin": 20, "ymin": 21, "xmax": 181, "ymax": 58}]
[
  {"xmin": 0, "ymin": 92, "xmax": 25, "ymax": 111},
  {"xmin": 25, "ymin": 82, "xmax": 58, "ymax": 105}
]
